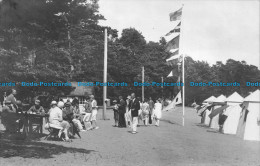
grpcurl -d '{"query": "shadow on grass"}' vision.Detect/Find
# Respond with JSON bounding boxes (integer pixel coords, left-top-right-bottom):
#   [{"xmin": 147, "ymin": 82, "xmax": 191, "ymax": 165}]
[
  {"xmin": 206, "ymin": 130, "xmax": 221, "ymax": 134},
  {"xmin": 0, "ymin": 131, "xmax": 95, "ymax": 159},
  {"xmin": 195, "ymin": 123, "xmax": 210, "ymax": 129},
  {"xmin": 160, "ymin": 119, "xmax": 181, "ymax": 126}
]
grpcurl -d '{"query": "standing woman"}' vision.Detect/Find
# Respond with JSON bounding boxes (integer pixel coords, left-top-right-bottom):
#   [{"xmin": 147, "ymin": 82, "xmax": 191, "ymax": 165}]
[
  {"xmin": 141, "ymin": 98, "xmax": 149, "ymax": 126},
  {"xmin": 153, "ymin": 99, "xmax": 162, "ymax": 127},
  {"xmin": 90, "ymin": 95, "xmax": 99, "ymax": 130},
  {"xmin": 148, "ymin": 97, "xmax": 154, "ymax": 125}
]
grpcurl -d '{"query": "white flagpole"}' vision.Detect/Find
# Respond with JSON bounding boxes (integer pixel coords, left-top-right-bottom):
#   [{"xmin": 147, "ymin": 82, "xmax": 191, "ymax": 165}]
[
  {"xmin": 103, "ymin": 28, "xmax": 107, "ymax": 120},
  {"xmin": 182, "ymin": 54, "xmax": 185, "ymax": 126}
]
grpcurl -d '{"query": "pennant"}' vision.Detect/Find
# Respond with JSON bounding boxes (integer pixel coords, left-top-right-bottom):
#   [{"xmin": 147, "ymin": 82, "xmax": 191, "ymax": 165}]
[
  {"xmin": 169, "ymin": 48, "xmax": 179, "ymax": 54},
  {"xmin": 166, "ymin": 22, "xmax": 181, "ymax": 36},
  {"xmin": 163, "ymin": 91, "xmax": 182, "ymax": 111},
  {"xmin": 71, "ymin": 65, "xmax": 74, "ymax": 71},
  {"xmin": 177, "ymin": 76, "xmax": 181, "ymax": 90},
  {"xmin": 166, "ymin": 54, "xmax": 181, "ymax": 62},
  {"xmin": 167, "ymin": 71, "xmax": 173, "ymax": 77},
  {"xmin": 169, "ymin": 7, "xmax": 182, "ymax": 21}
]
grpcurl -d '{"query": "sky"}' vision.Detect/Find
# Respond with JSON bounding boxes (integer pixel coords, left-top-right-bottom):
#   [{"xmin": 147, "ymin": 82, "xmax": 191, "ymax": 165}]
[{"xmin": 98, "ymin": 0, "xmax": 260, "ymax": 67}]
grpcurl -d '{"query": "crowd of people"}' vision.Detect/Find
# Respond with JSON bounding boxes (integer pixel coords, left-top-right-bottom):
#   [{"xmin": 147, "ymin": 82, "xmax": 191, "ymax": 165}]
[
  {"xmin": 0, "ymin": 89, "xmax": 100, "ymax": 142},
  {"xmin": 0, "ymin": 89, "xmax": 165, "ymax": 140},
  {"xmin": 112, "ymin": 93, "xmax": 163, "ymax": 134}
]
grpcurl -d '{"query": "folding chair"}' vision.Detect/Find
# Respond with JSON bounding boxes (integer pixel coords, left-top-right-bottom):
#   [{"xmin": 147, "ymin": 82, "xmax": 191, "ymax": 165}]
[{"xmin": 44, "ymin": 118, "xmax": 63, "ymax": 141}]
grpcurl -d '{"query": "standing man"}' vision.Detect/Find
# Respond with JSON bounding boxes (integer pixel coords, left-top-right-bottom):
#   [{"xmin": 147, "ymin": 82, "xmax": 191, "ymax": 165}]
[
  {"xmin": 129, "ymin": 93, "xmax": 140, "ymax": 134},
  {"xmin": 6, "ymin": 89, "xmax": 18, "ymax": 109},
  {"xmin": 118, "ymin": 96, "xmax": 126, "ymax": 128},
  {"xmin": 125, "ymin": 95, "xmax": 132, "ymax": 128},
  {"xmin": 90, "ymin": 95, "xmax": 99, "ymax": 130}
]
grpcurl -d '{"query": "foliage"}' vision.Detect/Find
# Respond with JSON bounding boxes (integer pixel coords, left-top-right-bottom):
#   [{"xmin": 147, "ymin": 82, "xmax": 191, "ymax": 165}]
[{"xmin": 0, "ymin": 0, "xmax": 259, "ymax": 105}]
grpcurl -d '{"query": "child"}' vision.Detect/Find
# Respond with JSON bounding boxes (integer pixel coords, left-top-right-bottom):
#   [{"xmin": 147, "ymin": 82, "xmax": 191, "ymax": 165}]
[{"xmin": 113, "ymin": 100, "xmax": 119, "ymax": 127}]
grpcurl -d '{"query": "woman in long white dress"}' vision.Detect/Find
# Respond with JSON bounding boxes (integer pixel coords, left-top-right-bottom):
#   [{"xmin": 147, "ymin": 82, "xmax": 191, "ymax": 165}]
[
  {"xmin": 153, "ymin": 99, "xmax": 162, "ymax": 127},
  {"xmin": 141, "ymin": 99, "xmax": 149, "ymax": 126}
]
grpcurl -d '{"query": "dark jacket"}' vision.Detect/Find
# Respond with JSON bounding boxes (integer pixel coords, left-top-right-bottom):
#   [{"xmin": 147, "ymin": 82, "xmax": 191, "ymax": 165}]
[{"xmin": 129, "ymin": 98, "xmax": 140, "ymax": 117}]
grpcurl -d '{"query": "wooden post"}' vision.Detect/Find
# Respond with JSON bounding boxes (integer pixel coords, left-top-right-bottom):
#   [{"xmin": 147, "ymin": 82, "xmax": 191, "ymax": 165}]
[
  {"xmin": 161, "ymin": 76, "xmax": 164, "ymax": 98},
  {"xmin": 103, "ymin": 28, "xmax": 107, "ymax": 120}
]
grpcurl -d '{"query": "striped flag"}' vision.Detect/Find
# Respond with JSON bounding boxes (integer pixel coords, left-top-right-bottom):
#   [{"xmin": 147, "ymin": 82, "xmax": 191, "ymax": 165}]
[
  {"xmin": 166, "ymin": 22, "xmax": 181, "ymax": 36},
  {"xmin": 169, "ymin": 7, "xmax": 182, "ymax": 21}
]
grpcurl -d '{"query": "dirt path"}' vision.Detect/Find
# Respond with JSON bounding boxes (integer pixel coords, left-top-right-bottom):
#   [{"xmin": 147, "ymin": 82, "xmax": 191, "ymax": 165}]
[{"xmin": 1, "ymin": 107, "xmax": 260, "ymax": 166}]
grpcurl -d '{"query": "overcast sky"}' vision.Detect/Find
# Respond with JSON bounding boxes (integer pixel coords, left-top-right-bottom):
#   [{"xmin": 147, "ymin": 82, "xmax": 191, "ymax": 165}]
[{"xmin": 98, "ymin": 0, "xmax": 259, "ymax": 67}]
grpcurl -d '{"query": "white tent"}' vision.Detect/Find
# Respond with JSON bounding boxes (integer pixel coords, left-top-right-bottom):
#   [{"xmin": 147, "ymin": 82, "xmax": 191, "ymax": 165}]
[
  {"xmin": 236, "ymin": 89, "xmax": 260, "ymax": 141},
  {"xmin": 209, "ymin": 95, "xmax": 226, "ymax": 129},
  {"xmin": 225, "ymin": 92, "xmax": 244, "ymax": 106},
  {"xmin": 200, "ymin": 96, "xmax": 216, "ymax": 125},
  {"xmin": 223, "ymin": 92, "xmax": 244, "ymax": 134},
  {"xmin": 203, "ymin": 96, "xmax": 216, "ymax": 103}
]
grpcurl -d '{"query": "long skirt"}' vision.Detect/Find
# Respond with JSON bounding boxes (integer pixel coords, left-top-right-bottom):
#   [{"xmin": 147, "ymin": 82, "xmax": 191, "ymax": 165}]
[
  {"xmin": 118, "ymin": 112, "xmax": 126, "ymax": 127},
  {"xmin": 154, "ymin": 109, "xmax": 162, "ymax": 119}
]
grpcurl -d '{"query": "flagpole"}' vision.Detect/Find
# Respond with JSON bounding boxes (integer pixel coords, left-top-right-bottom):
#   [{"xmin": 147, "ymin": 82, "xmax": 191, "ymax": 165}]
[
  {"xmin": 142, "ymin": 66, "xmax": 145, "ymax": 102},
  {"xmin": 103, "ymin": 28, "xmax": 107, "ymax": 120},
  {"xmin": 182, "ymin": 54, "xmax": 185, "ymax": 126}
]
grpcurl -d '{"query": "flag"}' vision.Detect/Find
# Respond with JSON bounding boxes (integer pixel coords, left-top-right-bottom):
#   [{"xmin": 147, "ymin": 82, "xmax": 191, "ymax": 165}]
[
  {"xmin": 166, "ymin": 54, "xmax": 183, "ymax": 66},
  {"xmin": 163, "ymin": 91, "xmax": 182, "ymax": 111},
  {"xmin": 167, "ymin": 71, "xmax": 173, "ymax": 77},
  {"xmin": 165, "ymin": 35, "xmax": 179, "ymax": 52},
  {"xmin": 169, "ymin": 7, "xmax": 182, "ymax": 21},
  {"xmin": 164, "ymin": 33, "xmax": 180, "ymax": 43},
  {"xmin": 166, "ymin": 22, "xmax": 181, "ymax": 36}
]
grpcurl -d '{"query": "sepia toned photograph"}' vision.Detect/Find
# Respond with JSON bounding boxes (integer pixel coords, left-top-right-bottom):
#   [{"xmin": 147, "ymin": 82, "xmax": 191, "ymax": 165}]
[{"xmin": 0, "ymin": 0, "xmax": 259, "ymax": 165}]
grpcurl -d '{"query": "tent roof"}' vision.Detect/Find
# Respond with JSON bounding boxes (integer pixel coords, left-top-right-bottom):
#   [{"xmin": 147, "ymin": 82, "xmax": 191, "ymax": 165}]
[
  {"xmin": 204, "ymin": 96, "xmax": 216, "ymax": 102},
  {"xmin": 214, "ymin": 95, "xmax": 226, "ymax": 102},
  {"xmin": 226, "ymin": 92, "xmax": 244, "ymax": 103},
  {"xmin": 243, "ymin": 89, "xmax": 260, "ymax": 102}
]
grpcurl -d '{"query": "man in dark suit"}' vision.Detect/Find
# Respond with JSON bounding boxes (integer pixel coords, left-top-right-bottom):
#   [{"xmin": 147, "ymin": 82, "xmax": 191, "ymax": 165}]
[
  {"xmin": 118, "ymin": 96, "xmax": 126, "ymax": 128},
  {"xmin": 129, "ymin": 93, "xmax": 140, "ymax": 134}
]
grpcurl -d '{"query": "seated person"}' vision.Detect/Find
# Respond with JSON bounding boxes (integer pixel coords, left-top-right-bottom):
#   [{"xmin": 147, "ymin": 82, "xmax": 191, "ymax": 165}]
[
  {"xmin": 72, "ymin": 102, "xmax": 85, "ymax": 132},
  {"xmin": 62, "ymin": 102, "xmax": 74, "ymax": 121},
  {"xmin": 48, "ymin": 101, "xmax": 70, "ymax": 142},
  {"xmin": 28, "ymin": 100, "xmax": 45, "ymax": 114},
  {"xmin": 63, "ymin": 101, "xmax": 84, "ymax": 133}
]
